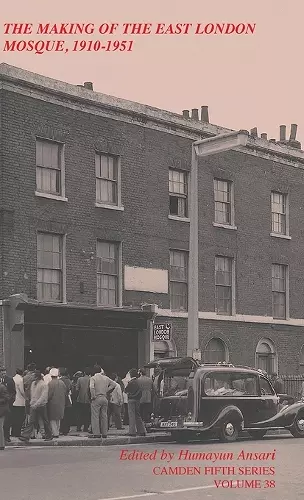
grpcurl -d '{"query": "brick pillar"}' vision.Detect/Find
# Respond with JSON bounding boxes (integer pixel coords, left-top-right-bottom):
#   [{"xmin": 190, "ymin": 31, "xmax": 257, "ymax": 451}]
[
  {"xmin": 0, "ymin": 303, "xmax": 5, "ymax": 367},
  {"xmin": 1, "ymin": 294, "xmax": 27, "ymax": 375}
]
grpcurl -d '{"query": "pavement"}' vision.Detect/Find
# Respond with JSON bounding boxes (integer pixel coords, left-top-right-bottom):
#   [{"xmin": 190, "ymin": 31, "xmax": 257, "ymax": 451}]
[
  {"xmin": 6, "ymin": 427, "xmax": 173, "ymax": 447},
  {"xmin": 0, "ymin": 435, "xmax": 302, "ymax": 500},
  {"xmin": 5, "ymin": 426, "xmax": 290, "ymax": 448}
]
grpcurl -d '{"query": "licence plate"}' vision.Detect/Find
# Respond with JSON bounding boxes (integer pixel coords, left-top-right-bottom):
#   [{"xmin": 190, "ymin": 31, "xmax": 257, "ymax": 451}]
[{"xmin": 160, "ymin": 421, "xmax": 178, "ymax": 428}]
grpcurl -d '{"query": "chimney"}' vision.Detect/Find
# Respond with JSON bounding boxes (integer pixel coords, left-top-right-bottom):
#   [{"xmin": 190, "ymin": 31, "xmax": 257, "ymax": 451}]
[
  {"xmin": 288, "ymin": 124, "xmax": 301, "ymax": 149},
  {"xmin": 182, "ymin": 110, "xmax": 190, "ymax": 119},
  {"xmin": 200, "ymin": 106, "xmax": 209, "ymax": 123},
  {"xmin": 261, "ymin": 133, "xmax": 268, "ymax": 140},
  {"xmin": 83, "ymin": 81, "xmax": 93, "ymax": 90},
  {"xmin": 191, "ymin": 108, "xmax": 199, "ymax": 120},
  {"xmin": 279, "ymin": 125, "xmax": 286, "ymax": 142},
  {"xmin": 289, "ymin": 124, "xmax": 297, "ymax": 141},
  {"xmin": 269, "ymin": 139, "xmax": 276, "ymax": 143},
  {"xmin": 250, "ymin": 127, "xmax": 258, "ymax": 137}
]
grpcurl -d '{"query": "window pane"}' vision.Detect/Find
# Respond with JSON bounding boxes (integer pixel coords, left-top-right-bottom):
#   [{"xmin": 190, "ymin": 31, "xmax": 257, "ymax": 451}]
[
  {"xmin": 169, "ymin": 170, "xmax": 188, "ymax": 217},
  {"xmin": 37, "ymin": 233, "xmax": 63, "ymax": 302},
  {"xmin": 170, "ymin": 250, "xmax": 188, "ymax": 311},
  {"xmin": 96, "ymin": 155, "xmax": 118, "ymax": 204},
  {"xmin": 204, "ymin": 373, "xmax": 258, "ymax": 397},
  {"xmin": 170, "ymin": 282, "xmax": 187, "ymax": 311},
  {"xmin": 215, "ymin": 257, "xmax": 233, "ymax": 315},
  {"xmin": 215, "ymin": 202, "xmax": 231, "ymax": 225},
  {"xmin": 97, "ymin": 241, "xmax": 119, "ymax": 306},
  {"xmin": 271, "ymin": 192, "xmax": 287, "ymax": 234},
  {"xmin": 214, "ymin": 180, "xmax": 232, "ymax": 224},
  {"xmin": 272, "ymin": 291, "xmax": 286, "ymax": 319},
  {"xmin": 96, "ymin": 154, "xmax": 117, "ymax": 180}
]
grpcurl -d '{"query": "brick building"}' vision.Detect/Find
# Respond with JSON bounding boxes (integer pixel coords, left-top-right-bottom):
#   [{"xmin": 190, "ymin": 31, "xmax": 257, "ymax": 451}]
[{"xmin": 1, "ymin": 63, "xmax": 304, "ymax": 376}]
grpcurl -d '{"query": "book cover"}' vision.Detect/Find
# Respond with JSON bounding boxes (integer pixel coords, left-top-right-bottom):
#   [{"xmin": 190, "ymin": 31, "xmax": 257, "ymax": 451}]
[{"xmin": 0, "ymin": 1, "xmax": 303, "ymax": 499}]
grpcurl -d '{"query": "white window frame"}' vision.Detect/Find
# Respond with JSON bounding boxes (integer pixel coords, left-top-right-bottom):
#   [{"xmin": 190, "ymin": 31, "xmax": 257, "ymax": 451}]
[
  {"xmin": 215, "ymin": 256, "xmax": 235, "ymax": 316},
  {"xmin": 95, "ymin": 153, "xmax": 124, "ymax": 211},
  {"xmin": 270, "ymin": 191, "xmax": 290, "ymax": 239},
  {"xmin": 169, "ymin": 249, "xmax": 188, "ymax": 311},
  {"xmin": 213, "ymin": 179, "xmax": 236, "ymax": 229},
  {"xmin": 272, "ymin": 263, "xmax": 289, "ymax": 320},
  {"xmin": 168, "ymin": 169, "xmax": 189, "ymax": 221},
  {"xmin": 96, "ymin": 240, "xmax": 122, "ymax": 307},
  {"xmin": 37, "ymin": 232, "xmax": 66, "ymax": 303},
  {"xmin": 35, "ymin": 138, "xmax": 67, "ymax": 202}
]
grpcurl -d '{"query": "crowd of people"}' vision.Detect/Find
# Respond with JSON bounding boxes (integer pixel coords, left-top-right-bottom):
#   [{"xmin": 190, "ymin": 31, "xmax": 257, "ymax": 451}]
[{"xmin": 0, "ymin": 363, "xmax": 154, "ymax": 450}]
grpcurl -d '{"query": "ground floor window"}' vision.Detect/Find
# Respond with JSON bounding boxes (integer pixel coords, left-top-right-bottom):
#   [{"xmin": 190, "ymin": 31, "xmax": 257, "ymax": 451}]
[
  {"xmin": 255, "ymin": 338, "xmax": 277, "ymax": 375},
  {"xmin": 204, "ymin": 337, "xmax": 228, "ymax": 363}
]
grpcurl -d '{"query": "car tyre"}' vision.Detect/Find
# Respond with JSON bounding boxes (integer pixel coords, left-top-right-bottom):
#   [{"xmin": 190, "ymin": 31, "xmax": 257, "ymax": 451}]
[
  {"xmin": 218, "ymin": 421, "xmax": 239, "ymax": 443},
  {"xmin": 248, "ymin": 430, "xmax": 267, "ymax": 440},
  {"xmin": 171, "ymin": 431, "xmax": 190, "ymax": 444},
  {"xmin": 290, "ymin": 414, "xmax": 304, "ymax": 437}
]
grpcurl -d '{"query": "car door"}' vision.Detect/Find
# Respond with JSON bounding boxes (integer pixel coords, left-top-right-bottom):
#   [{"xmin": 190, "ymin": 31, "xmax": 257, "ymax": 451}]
[{"xmin": 255, "ymin": 376, "xmax": 279, "ymax": 422}]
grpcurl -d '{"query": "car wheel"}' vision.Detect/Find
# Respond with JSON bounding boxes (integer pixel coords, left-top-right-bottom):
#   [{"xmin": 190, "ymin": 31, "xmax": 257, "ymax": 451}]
[
  {"xmin": 290, "ymin": 414, "xmax": 304, "ymax": 437},
  {"xmin": 171, "ymin": 431, "xmax": 190, "ymax": 444},
  {"xmin": 248, "ymin": 430, "xmax": 267, "ymax": 440},
  {"xmin": 218, "ymin": 421, "xmax": 239, "ymax": 443}
]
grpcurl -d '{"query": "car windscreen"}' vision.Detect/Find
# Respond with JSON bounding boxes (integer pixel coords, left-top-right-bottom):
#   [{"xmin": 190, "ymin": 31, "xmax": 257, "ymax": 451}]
[
  {"xmin": 161, "ymin": 368, "xmax": 192, "ymax": 396},
  {"xmin": 203, "ymin": 372, "xmax": 259, "ymax": 397}
]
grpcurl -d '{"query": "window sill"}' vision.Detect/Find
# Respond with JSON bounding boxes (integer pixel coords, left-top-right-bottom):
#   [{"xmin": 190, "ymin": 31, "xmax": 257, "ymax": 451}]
[
  {"xmin": 213, "ymin": 222, "xmax": 237, "ymax": 230},
  {"xmin": 35, "ymin": 191, "xmax": 68, "ymax": 202},
  {"xmin": 270, "ymin": 232, "xmax": 291, "ymax": 240},
  {"xmin": 38, "ymin": 300, "xmax": 67, "ymax": 305},
  {"xmin": 168, "ymin": 215, "xmax": 190, "ymax": 223},
  {"xmin": 95, "ymin": 202, "xmax": 124, "ymax": 211}
]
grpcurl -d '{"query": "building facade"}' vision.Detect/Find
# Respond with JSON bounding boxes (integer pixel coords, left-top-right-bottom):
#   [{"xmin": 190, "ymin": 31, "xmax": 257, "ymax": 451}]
[{"xmin": 1, "ymin": 63, "xmax": 304, "ymax": 376}]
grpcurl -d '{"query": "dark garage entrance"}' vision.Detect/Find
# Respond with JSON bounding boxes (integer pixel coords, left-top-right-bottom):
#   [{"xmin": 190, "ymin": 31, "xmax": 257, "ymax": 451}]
[{"xmin": 24, "ymin": 304, "xmax": 151, "ymax": 377}]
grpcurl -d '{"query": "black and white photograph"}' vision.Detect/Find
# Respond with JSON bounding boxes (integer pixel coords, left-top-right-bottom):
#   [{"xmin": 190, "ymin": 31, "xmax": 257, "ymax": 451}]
[{"xmin": 0, "ymin": 1, "xmax": 304, "ymax": 499}]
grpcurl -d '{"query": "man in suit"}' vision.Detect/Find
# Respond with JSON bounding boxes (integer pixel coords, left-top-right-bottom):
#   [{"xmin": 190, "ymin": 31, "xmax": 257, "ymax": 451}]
[
  {"xmin": 137, "ymin": 368, "xmax": 153, "ymax": 424},
  {"xmin": 75, "ymin": 367, "xmax": 91, "ymax": 432},
  {"xmin": 0, "ymin": 367, "xmax": 16, "ymax": 443}
]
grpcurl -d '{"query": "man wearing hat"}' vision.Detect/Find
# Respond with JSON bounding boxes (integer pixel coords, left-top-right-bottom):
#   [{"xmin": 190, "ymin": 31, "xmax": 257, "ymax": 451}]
[
  {"xmin": 19, "ymin": 370, "xmax": 53, "ymax": 443},
  {"xmin": 47, "ymin": 368, "xmax": 67, "ymax": 438}
]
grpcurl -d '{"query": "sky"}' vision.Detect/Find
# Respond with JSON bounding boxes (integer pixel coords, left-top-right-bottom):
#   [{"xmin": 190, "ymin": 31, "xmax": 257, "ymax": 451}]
[{"xmin": 1, "ymin": 0, "xmax": 304, "ymax": 146}]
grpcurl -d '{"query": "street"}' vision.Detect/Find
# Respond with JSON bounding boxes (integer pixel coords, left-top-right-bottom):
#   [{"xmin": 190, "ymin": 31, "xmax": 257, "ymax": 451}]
[{"xmin": 0, "ymin": 435, "xmax": 303, "ymax": 500}]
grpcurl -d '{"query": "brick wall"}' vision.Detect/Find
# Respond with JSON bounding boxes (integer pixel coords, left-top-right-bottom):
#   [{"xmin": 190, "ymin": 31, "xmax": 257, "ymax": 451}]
[
  {"xmin": 157, "ymin": 316, "xmax": 304, "ymax": 375},
  {"xmin": 1, "ymin": 85, "xmax": 304, "ymax": 373},
  {"xmin": 0, "ymin": 89, "xmax": 191, "ymax": 305}
]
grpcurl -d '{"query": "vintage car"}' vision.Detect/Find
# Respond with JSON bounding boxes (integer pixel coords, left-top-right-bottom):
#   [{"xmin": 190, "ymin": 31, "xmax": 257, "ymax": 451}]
[{"xmin": 145, "ymin": 357, "xmax": 304, "ymax": 443}]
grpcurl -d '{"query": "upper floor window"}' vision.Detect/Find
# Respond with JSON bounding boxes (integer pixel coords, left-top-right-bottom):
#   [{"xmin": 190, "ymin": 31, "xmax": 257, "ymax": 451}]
[
  {"xmin": 272, "ymin": 263, "xmax": 288, "ymax": 319},
  {"xmin": 169, "ymin": 170, "xmax": 188, "ymax": 218},
  {"xmin": 215, "ymin": 256, "xmax": 234, "ymax": 315},
  {"xmin": 169, "ymin": 250, "xmax": 188, "ymax": 311},
  {"xmin": 95, "ymin": 153, "xmax": 119, "ymax": 206},
  {"xmin": 271, "ymin": 192, "xmax": 288, "ymax": 235},
  {"xmin": 214, "ymin": 179, "xmax": 233, "ymax": 225},
  {"xmin": 97, "ymin": 241, "xmax": 120, "ymax": 306},
  {"xmin": 37, "ymin": 232, "xmax": 64, "ymax": 302},
  {"xmin": 36, "ymin": 139, "xmax": 63, "ymax": 196}
]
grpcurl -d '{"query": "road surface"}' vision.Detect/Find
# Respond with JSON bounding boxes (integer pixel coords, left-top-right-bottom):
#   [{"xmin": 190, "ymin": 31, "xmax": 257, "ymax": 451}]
[{"xmin": 0, "ymin": 435, "xmax": 303, "ymax": 500}]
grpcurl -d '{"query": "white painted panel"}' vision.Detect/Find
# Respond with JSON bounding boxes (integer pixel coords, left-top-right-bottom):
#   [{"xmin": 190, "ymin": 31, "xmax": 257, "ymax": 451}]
[{"xmin": 124, "ymin": 266, "xmax": 168, "ymax": 293}]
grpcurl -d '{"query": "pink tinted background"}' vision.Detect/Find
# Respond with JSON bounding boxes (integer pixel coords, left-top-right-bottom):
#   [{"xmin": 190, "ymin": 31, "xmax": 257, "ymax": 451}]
[{"xmin": 1, "ymin": 0, "xmax": 303, "ymax": 144}]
